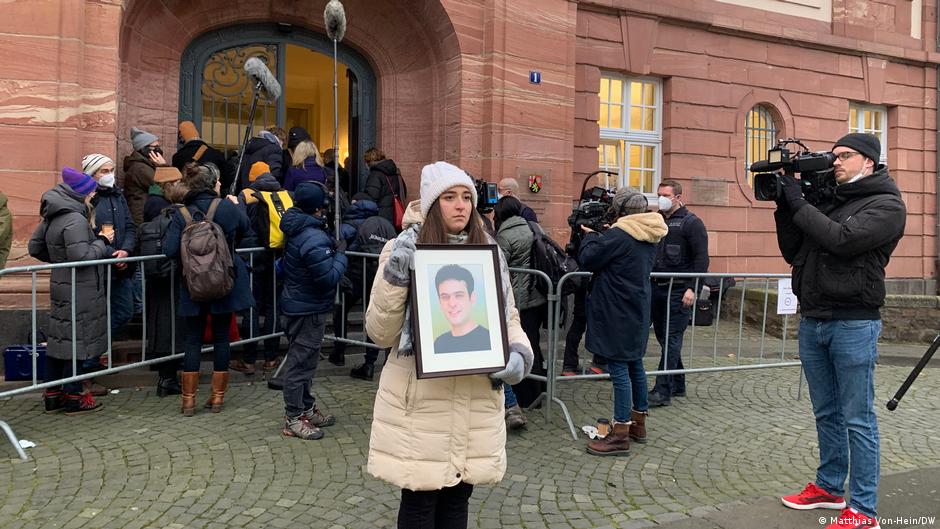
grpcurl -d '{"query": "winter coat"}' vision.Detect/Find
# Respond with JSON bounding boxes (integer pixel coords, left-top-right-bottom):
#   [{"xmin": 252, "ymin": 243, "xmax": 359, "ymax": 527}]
[
  {"xmin": 142, "ymin": 194, "xmax": 184, "ymax": 357},
  {"xmin": 237, "ymin": 172, "xmax": 285, "ymax": 255},
  {"xmin": 365, "ymin": 200, "xmax": 533, "ymax": 492},
  {"xmin": 172, "ymin": 139, "xmax": 235, "ymax": 195},
  {"xmin": 0, "ymin": 191, "xmax": 12, "ymax": 270},
  {"xmin": 775, "ymin": 165, "xmax": 906, "ymax": 320},
  {"xmin": 279, "ymin": 208, "xmax": 347, "ymax": 316},
  {"xmin": 363, "ymin": 159, "xmax": 406, "ymax": 226},
  {"xmin": 27, "ymin": 184, "xmax": 111, "ymax": 360},
  {"xmin": 283, "ymin": 157, "xmax": 327, "ymax": 192},
  {"xmin": 89, "ymin": 184, "xmax": 137, "ymax": 258},
  {"xmin": 238, "ymin": 134, "xmax": 283, "ymax": 193},
  {"xmin": 162, "ymin": 190, "xmax": 255, "ymax": 317},
  {"xmin": 580, "ymin": 213, "xmax": 667, "ymax": 362},
  {"xmin": 122, "ymin": 150, "xmax": 158, "ymax": 226},
  {"xmin": 495, "ymin": 216, "xmax": 546, "ymax": 310},
  {"xmin": 339, "ymin": 198, "xmax": 394, "ymax": 299}
]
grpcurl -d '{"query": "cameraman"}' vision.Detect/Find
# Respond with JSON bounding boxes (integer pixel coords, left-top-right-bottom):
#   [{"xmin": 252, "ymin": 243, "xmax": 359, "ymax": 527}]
[{"xmin": 776, "ymin": 133, "xmax": 906, "ymax": 529}]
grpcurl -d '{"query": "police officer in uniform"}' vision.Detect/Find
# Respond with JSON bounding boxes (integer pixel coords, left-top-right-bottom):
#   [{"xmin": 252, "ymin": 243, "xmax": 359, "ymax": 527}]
[{"xmin": 649, "ymin": 179, "xmax": 709, "ymax": 407}]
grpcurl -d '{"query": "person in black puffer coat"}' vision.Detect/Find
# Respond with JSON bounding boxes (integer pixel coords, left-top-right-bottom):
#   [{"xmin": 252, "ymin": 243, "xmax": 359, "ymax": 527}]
[
  {"xmin": 162, "ymin": 163, "xmax": 254, "ymax": 416},
  {"xmin": 237, "ymin": 130, "xmax": 283, "ymax": 194},
  {"xmin": 172, "ymin": 121, "xmax": 235, "ymax": 197},
  {"xmin": 278, "ymin": 182, "xmax": 347, "ymax": 440},
  {"xmin": 362, "ymin": 148, "xmax": 406, "ymax": 229},
  {"xmin": 331, "ymin": 193, "xmax": 396, "ymax": 373}
]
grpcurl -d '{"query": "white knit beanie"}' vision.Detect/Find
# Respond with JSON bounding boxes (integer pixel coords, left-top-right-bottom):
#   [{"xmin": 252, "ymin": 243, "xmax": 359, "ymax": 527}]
[
  {"xmin": 81, "ymin": 153, "xmax": 114, "ymax": 177},
  {"xmin": 419, "ymin": 161, "xmax": 477, "ymax": 218}
]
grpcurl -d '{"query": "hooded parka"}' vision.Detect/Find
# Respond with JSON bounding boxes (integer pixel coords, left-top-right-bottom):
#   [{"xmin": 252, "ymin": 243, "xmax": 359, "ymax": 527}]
[
  {"xmin": 28, "ymin": 184, "xmax": 111, "ymax": 360},
  {"xmin": 122, "ymin": 150, "xmax": 157, "ymax": 226},
  {"xmin": 494, "ymin": 215, "xmax": 547, "ymax": 310},
  {"xmin": 365, "ymin": 200, "xmax": 533, "ymax": 492},
  {"xmin": 579, "ymin": 213, "xmax": 668, "ymax": 362}
]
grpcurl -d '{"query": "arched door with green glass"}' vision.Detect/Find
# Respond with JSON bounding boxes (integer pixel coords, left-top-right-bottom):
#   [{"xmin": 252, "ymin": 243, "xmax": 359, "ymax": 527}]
[{"xmin": 179, "ymin": 23, "xmax": 376, "ymax": 190}]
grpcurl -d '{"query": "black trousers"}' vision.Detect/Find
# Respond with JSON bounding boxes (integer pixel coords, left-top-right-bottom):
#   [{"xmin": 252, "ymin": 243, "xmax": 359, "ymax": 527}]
[
  {"xmin": 519, "ymin": 305, "xmax": 547, "ymax": 375},
  {"xmin": 398, "ymin": 482, "xmax": 474, "ymax": 529}
]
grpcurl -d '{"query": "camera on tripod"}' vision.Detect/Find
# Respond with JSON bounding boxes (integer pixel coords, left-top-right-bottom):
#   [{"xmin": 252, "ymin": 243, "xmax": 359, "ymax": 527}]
[{"xmin": 750, "ymin": 139, "xmax": 837, "ymax": 206}]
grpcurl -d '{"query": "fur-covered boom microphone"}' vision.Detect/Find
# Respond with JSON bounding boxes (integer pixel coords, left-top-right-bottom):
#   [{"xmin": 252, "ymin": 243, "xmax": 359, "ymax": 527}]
[
  {"xmin": 324, "ymin": 0, "xmax": 346, "ymax": 42},
  {"xmin": 244, "ymin": 57, "xmax": 282, "ymax": 100}
]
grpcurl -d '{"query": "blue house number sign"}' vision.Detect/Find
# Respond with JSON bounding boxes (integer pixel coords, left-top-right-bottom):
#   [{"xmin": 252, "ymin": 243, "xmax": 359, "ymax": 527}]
[{"xmin": 529, "ymin": 71, "xmax": 541, "ymax": 84}]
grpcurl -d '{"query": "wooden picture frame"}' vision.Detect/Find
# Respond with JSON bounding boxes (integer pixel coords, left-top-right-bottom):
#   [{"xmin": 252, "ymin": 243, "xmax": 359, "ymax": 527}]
[{"xmin": 410, "ymin": 244, "xmax": 510, "ymax": 379}]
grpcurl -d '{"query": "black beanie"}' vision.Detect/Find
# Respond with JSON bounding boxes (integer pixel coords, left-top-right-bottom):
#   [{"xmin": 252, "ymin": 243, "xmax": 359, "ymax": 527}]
[
  {"xmin": 287, "ymin": 126, "xmax": 311, "ymax": 149},
  {"xmin": 833, "ymin": 133, "xmax": 880, "ymax": 163}
]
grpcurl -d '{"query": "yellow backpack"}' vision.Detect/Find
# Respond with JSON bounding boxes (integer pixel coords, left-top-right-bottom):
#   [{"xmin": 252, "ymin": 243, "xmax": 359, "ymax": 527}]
[{"xmin": 248, "ymin": 190, "xmax": 293, "ymax": 249}]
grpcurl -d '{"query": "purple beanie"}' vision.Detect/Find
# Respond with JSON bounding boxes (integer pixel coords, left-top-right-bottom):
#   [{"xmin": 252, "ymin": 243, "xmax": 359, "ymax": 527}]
[{"xmin": 62, "ymin": 166, "xmax": 97, "ymax": 196}]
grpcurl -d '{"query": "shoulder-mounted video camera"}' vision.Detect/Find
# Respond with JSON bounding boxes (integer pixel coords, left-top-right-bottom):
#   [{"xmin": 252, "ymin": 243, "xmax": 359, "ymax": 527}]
[
  {"xmin": 474, "ymin": 178, "xmax": 499, "ymax": 214},
  {"xmin": 568, "ymin": 170, "xmax": 616, "ymax": 233},
  {"xmin": 750, "ymin": 139, "xmax": 837, "ymax": 206}
]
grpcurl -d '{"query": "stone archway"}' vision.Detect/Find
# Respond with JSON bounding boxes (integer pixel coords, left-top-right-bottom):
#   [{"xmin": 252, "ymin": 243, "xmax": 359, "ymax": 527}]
[{"xmin": 119, "ymin": 0, "xmax": 463, "ymax": 190}]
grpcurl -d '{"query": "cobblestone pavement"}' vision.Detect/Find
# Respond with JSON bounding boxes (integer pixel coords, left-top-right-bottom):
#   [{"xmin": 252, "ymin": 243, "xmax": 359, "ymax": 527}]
[{"xmin": 1, "ymin": 359, "xmax": 938, "ymax": 529}]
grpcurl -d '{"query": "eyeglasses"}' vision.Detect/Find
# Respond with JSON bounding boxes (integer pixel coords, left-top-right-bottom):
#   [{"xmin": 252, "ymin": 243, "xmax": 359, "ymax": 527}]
[{"xmin": 834, "ymin": 151, "xmax": 860, "ymax": 161}]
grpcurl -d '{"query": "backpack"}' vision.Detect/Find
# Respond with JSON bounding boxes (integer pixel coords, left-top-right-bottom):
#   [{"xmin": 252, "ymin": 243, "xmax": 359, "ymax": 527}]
[
  {"xmin": 527, "ymin": 221, "xmax": 580, "ymax": 297},
  {"xmin": 137, "ymin": 205, "xmax": 181, "ymax": 278},
  {"xmin": 178, "ymin": 199, "xmax": 235, "ymax": 302},
  {"xmin": 382, "ymin": 171, "xmax": 405, "ymax": 231},
  {"xmin": 251, "ymin": 190, "xmax": 293, "ymax": 249}
]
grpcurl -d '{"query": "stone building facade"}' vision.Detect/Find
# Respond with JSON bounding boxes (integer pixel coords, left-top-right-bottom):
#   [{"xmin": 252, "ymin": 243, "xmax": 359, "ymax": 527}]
[{"xmin": 1, "ymin": 0, "xmax": 937, "ymax": 291}]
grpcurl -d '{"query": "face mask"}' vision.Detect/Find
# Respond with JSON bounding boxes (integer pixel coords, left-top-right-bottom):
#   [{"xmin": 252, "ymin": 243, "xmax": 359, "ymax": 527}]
[
  {"xmin": 97, "ymin": 173, "xmax": 116, "ymax": 188},
  {"xmin": 658, "ymin": 196, "xmax": 673, "ymax": 212},
  {"xmin": 844, "ymin": 171, "xmax": 868, "ymax": 185}
]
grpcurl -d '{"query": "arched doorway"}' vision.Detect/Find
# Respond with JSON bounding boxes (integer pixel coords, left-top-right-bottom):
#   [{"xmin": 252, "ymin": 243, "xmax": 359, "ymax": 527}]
[{"xmin": 178, "ymin": 23, "xmax": 376, "ymax": 191}]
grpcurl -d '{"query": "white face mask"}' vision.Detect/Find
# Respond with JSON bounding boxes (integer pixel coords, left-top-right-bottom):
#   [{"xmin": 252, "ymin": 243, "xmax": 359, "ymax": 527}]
[
  {"xmin": 843, "ymin": 171, "xmax": 868, "ymax": 185},
  {"xmin": 657, "ymin": 196, "xmax": 673, "ymax": 212},
  {"xmin": 97, "ymin": 173, "xmax": 116, "ymax": 188}
]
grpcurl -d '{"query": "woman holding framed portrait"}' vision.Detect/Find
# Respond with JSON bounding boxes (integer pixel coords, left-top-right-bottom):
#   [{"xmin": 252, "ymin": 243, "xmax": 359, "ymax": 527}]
[{"xmin": 365, "ymin": 161, "xmax": 534, "ymax": 529}]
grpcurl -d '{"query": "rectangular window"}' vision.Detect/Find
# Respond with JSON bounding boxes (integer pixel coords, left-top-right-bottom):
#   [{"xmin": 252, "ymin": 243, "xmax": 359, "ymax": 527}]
[
  {"xmin": 848, "ymin": 103, "xmax": 887, "ymax": 163},
  {"xmin": 598, "ymin": 75, "xmax": 662, "ymax": 193}
]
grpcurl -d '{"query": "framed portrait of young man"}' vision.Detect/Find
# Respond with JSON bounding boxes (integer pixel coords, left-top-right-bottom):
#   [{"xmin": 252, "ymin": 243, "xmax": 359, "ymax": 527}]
[{"xmin": 410, "ymin": 244, "xmax": 510, "ymax": 379}]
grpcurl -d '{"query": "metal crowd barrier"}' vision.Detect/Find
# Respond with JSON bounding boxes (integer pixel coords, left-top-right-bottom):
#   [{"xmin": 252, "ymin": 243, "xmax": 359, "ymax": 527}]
[{"xmin": 0, "ymin": 247, "xmax": 383, "ymax": 460}]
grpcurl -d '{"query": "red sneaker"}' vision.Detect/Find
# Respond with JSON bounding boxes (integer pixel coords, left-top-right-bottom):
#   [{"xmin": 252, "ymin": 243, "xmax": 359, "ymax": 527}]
[
  {"xmin": 825, "ymin": 508, "xmax": 880, "ymax": 529},
  {"xmin": 781, "ymin": 482, "xmax": 846, "ymax": 510}
]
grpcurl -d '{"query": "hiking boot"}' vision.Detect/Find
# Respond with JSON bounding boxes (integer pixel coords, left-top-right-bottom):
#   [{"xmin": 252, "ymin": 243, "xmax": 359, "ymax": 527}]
[
  {"xmin": 648, "ymin": 391, "xmax": 672, "ymax": 407},
  {"xmin": 83, "ymin": 378, "xmax": 110, "ymax": 397},
  {"xmin": 43, "ymin": 389, "xmax": 65, "ymax": 413},
  {"xmin": 303, "ymin": 405, "xmax": 335, "ymax": 428},
  {"xmin": 204, "ymin": 371, "xmax": 229, "ymax": 413},
  {"xmin": 781, "ymin": 482, "xmax": 847, "ymax": 510},
  {"xmin": 505, "ymin": 404, "xmax": 527, "ymax": 430},
  {"xmin": 629, "ymin": 409, "xmax": 648, "ymax": 444},
  {"xmin": 180, "ymin": 371, "xmax": 199, "ymax": 417},
  {"xmin": 63, "ymin": 393, "xmax": 103, "ymax": 416},
  {"xmin": 825, "ymin": 508, "xmax": 880, "ymax": 529},
  {"xmin": 586, "ymin": 421, "xmax": 631, "ymax": 456},
  {"xmin": 349, "ymin": 363, "xmax": 374, "ymax": 381},
  {"xmin": 328, "ymin": 352, "xmax": 345, "ymax": 367},
  {"xmin": 229, "ymin": 359, "xmax": 255, "ymax": 375},
  {"xmin": 283, "ymin": 415, "xmax": 324, "ymax": 440},
  {"xmin": 156, "ymin": 376, "xmax": 182, "ymax": 398}
]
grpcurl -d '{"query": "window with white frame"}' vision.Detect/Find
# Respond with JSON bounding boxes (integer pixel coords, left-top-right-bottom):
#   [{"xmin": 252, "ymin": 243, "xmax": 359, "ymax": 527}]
[
  {"xmin": 849, "ymin": 103, "xmax": 887, "ymax": 163},
  {"xmin": 597, "ymin": 75, "xmax": 662, "ymax": 193},
  {"xmin": 744, "ymin": 105, "xmax": 778, "ymax": 188}
]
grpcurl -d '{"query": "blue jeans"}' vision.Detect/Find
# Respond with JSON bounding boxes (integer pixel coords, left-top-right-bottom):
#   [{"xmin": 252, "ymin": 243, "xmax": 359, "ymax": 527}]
[
  {"xmin": 110, "ymin": 276, "xmax": 135, "ymax": 336},
  {"xmin": 504, "ymin": 383, "xmax": 518, "ymax": 408},
  {"xmin": 799, "ymin": 317, "xmax": 881, "ymax": 518},
  {"xmin": 607, "ymin": 358, "xmax": 648, "ymax": 423}
]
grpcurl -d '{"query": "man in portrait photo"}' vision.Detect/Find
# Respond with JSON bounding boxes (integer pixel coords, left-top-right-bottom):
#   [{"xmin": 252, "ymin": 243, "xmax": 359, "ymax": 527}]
[{"xmin": 433, "ymin": 264, "xmax": 492, "ymax": 354}]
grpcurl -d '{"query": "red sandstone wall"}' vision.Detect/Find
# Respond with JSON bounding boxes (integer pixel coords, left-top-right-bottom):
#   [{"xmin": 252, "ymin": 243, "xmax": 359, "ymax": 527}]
[{"xmin": 574, "ymin": 0, "xmax": 940, "ymax": 278}]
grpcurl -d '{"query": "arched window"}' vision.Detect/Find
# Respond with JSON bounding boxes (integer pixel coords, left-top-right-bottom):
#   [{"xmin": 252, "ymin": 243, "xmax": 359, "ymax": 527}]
[{"xmin": 745, "ymin": 105, "xmax": 778, "ymax": 187}]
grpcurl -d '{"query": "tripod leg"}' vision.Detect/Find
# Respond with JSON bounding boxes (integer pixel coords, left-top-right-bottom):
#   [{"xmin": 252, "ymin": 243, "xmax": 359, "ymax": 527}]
[{"xmin": 886, "ymin": 333, "xmax": 940, "ymax": 410}]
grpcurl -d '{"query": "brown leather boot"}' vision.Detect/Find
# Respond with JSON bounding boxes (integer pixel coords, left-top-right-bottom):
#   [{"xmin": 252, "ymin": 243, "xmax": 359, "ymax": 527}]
[
  {"xmin": 586, "ymin": 421, "xmax": 631, "ymax": 456},
  {"xmin": 180, "ymin": 372, "xmax": 199, "ymax": 417},
  {"xmin": 629, "ymin": 409, "xmax": 648, "ymax": 444},
  {"xmin": 204, "ymin": 371, "xmax": 230, "ymax": 413}
]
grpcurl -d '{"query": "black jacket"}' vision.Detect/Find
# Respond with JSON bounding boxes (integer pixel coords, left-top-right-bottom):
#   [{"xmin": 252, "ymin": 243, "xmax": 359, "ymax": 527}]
[
  {"xmin": 238, "ymin": 136, "xmax": 283, "ymax": 193},
  {"xmin": 775, "ymin": 165, "xmax": 906, "ymax": 320},
  {"xmin": 363, "ymin": 159, "xmax": 406, "ymax": 226},
  {"xmin": 172, "ymin": 139, "xmax": 235, "ymax": 195},
  {"xmin": 652, "ymin": 206, "xmax": 709, "ymax": 289}
]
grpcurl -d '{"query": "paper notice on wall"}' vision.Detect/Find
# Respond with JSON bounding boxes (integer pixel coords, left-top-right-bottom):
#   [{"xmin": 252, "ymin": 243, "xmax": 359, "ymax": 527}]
[{"xmin": 777, "ymin": 278, "xmax": 798, "ymax": 315}]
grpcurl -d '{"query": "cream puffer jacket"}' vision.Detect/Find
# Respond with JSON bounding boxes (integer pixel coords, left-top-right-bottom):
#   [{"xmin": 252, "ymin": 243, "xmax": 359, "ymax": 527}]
[{"xmin": 365, "ymin": 200, "xmax": 533, "ymax": 491}]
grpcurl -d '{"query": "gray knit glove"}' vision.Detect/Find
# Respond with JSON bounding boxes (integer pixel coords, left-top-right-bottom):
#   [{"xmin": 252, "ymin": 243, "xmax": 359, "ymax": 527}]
[
  {"xmin": 490, "ymin": 352, "xmax": 525, "ymax": 385},
  {"xmin": 383, "ymin": 239, "xmax": 416, "ymax": 287}
]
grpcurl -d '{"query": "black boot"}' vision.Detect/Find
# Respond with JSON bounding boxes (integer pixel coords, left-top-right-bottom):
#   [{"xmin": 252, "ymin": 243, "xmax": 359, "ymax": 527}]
[
  {"xmin": 349, "ymin": 363, "xmax": 374, "ymax": 381},
  {"xmin": 157, "ymin": 376, "xmax": 182, "ymax": 397}
]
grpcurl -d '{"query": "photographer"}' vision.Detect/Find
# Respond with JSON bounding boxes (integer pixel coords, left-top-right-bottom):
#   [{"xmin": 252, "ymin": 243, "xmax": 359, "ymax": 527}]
[{"xmin": 775, "ymin": 133, "xmax": 906, "ymax": 529}]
